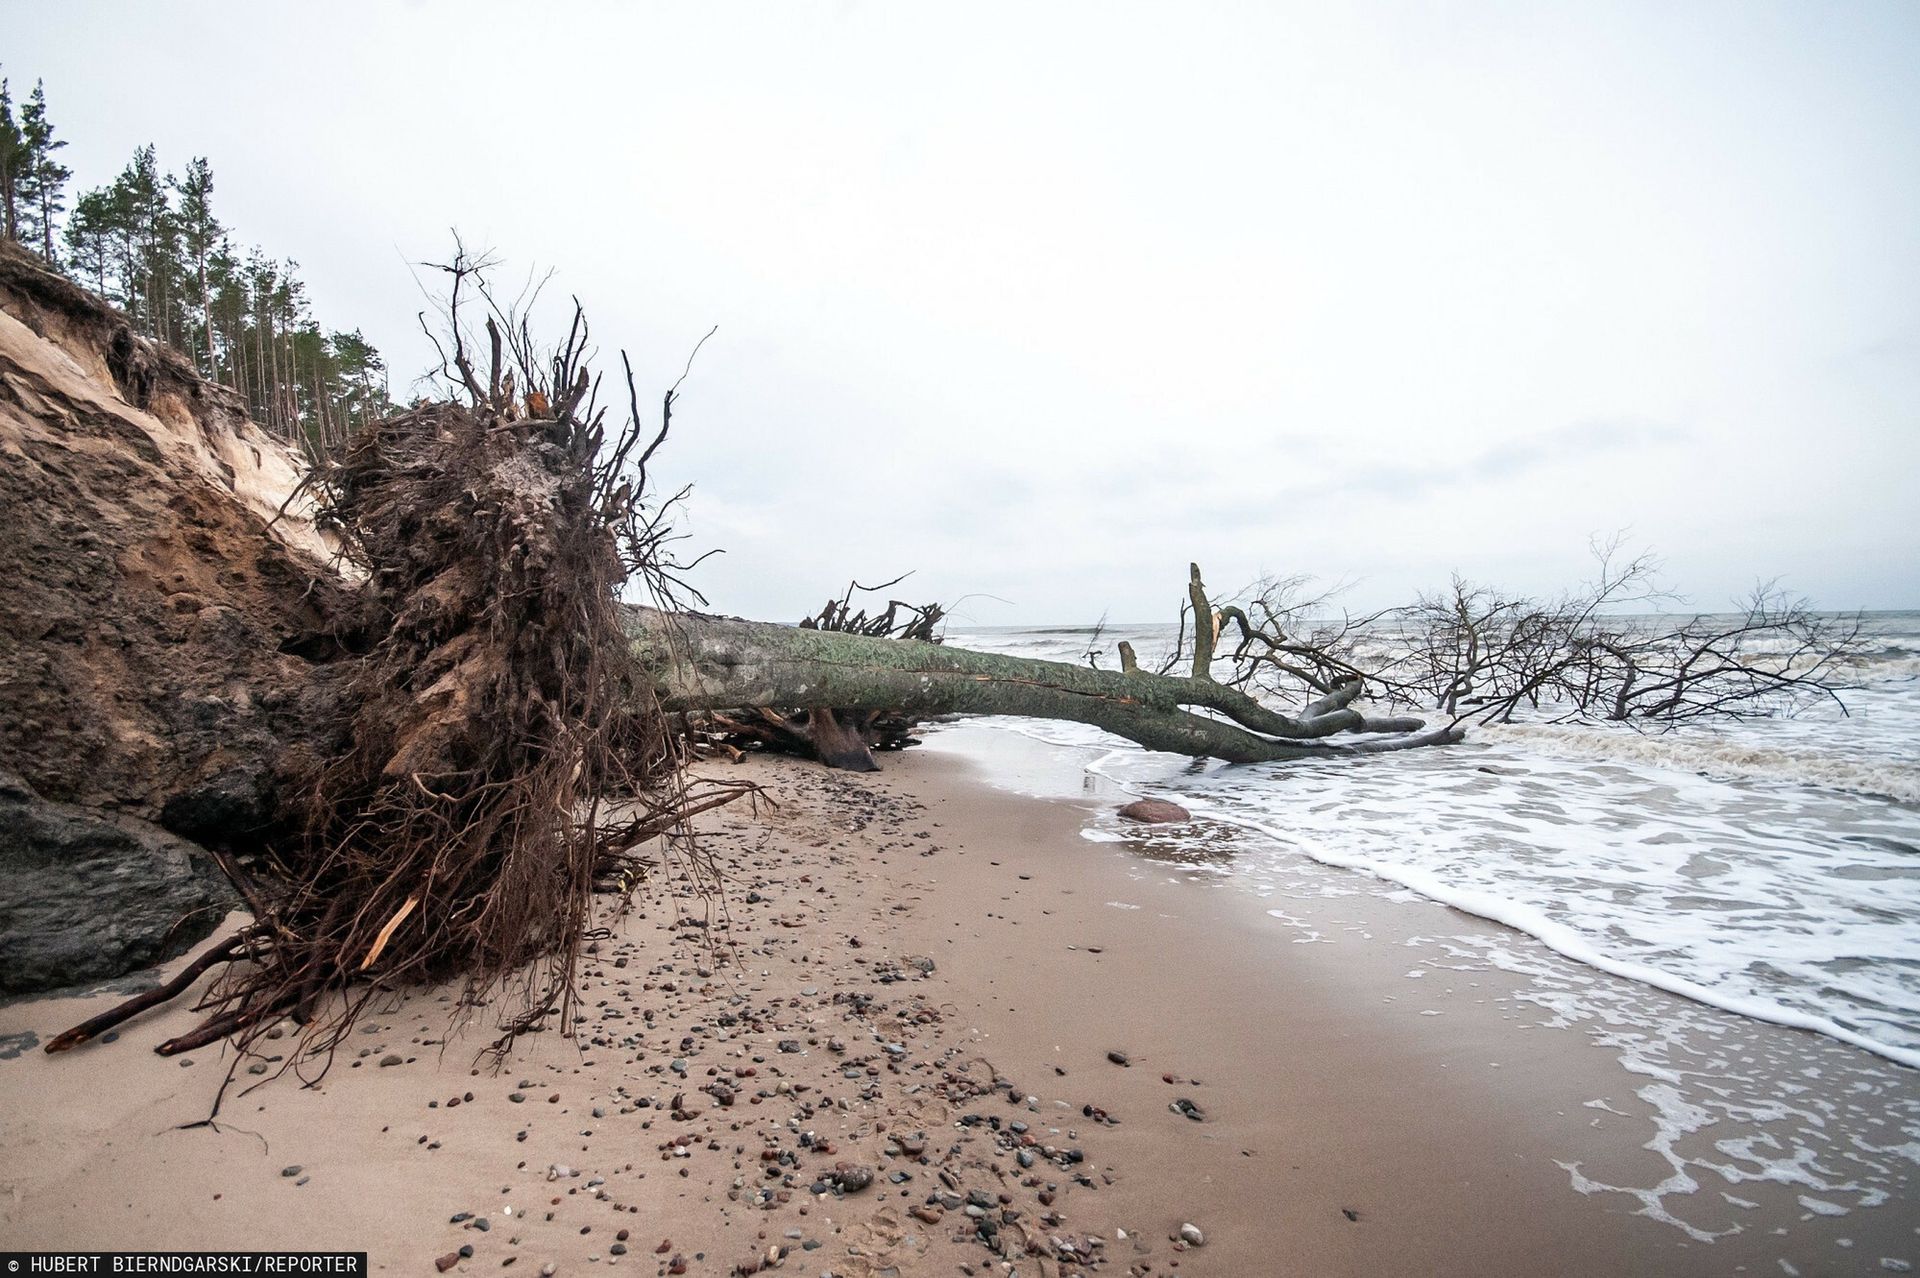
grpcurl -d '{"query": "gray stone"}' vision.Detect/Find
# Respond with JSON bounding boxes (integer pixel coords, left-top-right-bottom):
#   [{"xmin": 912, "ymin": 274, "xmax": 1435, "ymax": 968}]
[{"xmin": 0, "ymin": 770, "xmax": 235, "ymax": 994}]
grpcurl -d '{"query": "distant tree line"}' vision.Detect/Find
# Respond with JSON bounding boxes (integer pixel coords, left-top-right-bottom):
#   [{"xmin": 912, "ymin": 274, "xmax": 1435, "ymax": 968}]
[{"xmin": 0, "ymin": 70, "xmax": 394, "ymax": 453}]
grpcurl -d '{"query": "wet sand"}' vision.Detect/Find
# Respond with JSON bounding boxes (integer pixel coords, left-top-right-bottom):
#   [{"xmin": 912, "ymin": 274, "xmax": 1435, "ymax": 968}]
[{"xmin": 2, "ymin": 746, "xmax": 1915, "ymax": 1275}]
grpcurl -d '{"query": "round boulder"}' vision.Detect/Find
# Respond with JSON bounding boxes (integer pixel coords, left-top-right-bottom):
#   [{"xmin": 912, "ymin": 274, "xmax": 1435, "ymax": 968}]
[{"xmin": 1117, "ymin": 798, "xmax": 1190, "ymax": 824}]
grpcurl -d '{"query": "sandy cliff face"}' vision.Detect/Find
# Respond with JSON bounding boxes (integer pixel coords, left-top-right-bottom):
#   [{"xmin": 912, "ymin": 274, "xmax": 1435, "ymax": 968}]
[{"xmin": 0, "ymin": 243, "xmax": 349, "ymax": 991}]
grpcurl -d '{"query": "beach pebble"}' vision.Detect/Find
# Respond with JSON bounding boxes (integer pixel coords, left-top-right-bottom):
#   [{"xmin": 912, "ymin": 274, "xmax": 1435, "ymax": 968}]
[
  {"xmin": 1179, "ymin": 1223, "xmax": 1205, "ymax": 1246},
  {"xmin": 1106, "ymin": 1050, "xmax": 1130, "ymax": 1067},
  {"xmin": 830, "ymin": 1164, "xmax": 874, "ymax": 1192},
  {"xmin": 379, "ymin": 1053, "xmax": 403, "ymax": 1066},
  {"xmin": 280, "ymin": 1165, "xmax": 302, "ymax": 1177},
  {"xmin": 434, "ymin": 1253, "xmax": 460, "ymax": 1273},
  {"xmin": 1118, "ymin": 798, "xmax": 1190, "ymax": 823}
]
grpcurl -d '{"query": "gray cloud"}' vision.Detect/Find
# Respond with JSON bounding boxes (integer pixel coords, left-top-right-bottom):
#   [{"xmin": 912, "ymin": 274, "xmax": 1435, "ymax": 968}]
[{"xmin": 8, "ymin": 2, "xmax": 1917, "ymax": 619}]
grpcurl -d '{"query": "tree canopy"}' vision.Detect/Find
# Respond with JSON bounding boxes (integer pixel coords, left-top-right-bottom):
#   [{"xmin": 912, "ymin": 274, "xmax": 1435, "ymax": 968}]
[{"xmin": 1, "ymin": 66, "xmax": 395, "ymax": 455}]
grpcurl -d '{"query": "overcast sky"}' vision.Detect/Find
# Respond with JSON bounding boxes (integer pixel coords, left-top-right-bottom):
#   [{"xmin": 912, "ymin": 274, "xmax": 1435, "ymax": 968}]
[{"xmin": 9, "ymin": 1, "xmax": 1918, "ymax": 622}]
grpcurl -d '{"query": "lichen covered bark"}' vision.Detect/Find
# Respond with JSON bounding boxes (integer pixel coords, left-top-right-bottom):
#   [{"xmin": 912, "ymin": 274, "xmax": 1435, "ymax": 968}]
[{"xmin": 629, "ymin": 608, "xmax": 1460, "ymax": 764}]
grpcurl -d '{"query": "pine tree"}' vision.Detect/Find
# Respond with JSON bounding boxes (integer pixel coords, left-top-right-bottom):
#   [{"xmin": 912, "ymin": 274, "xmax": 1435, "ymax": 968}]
[
  {"xmin": 16, "ymin": 80, "xmax": 71, "ymax": 263},
  {"xmin": 173, "ymin": 157, "xmax": 221, "ymax": 376},
  {"xmin": 104, "ymin": 176, "xmax": 143, "ymax": 323},
  {"xmin": 111, "ymin": 146, "xmax": 172, "ymax": 339},
  {"xmin": 208, "ymin": 241, "xmax": 247, "ymax": 393},
  {"xmin": 329, "ymin": 329, "xmax": 388, "ymax": 436},
  {"xmin": 62, "ymin": 186, "xmax": 115, "ymax": 293},
  {"xmin": 0, "ymin": 77, "xmax": 20, "ymax": 243},
  {"xmin": 2, "ymin": 70, "xmax": 395, "ymax": 454}
]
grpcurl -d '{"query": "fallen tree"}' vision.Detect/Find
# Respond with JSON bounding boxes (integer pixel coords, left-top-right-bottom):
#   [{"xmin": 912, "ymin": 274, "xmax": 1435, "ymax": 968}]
[
  {"xmin": 1382, "ymin": 549, "xmax": 1867, "ymax": 725},
  {"xmin": 675, "ymin": 565, "xmax": 1456, "ymax": 772},
  {"xmin": 641, "ymin": 593, "xmax": 1457, "ymax": 768},
  {"xmin": 683, "ymin": 580, "xmax": 951, "ymax": 770},
  {"xmin": 19, "ymin": 263, "xmax": 1452, "ymax": 1068}
]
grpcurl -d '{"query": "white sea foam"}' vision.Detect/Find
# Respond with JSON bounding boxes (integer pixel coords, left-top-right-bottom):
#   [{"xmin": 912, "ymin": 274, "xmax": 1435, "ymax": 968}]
[{"xmin": 1146, "ymin": 754, "xmax": 1920, "ymax": 1070}]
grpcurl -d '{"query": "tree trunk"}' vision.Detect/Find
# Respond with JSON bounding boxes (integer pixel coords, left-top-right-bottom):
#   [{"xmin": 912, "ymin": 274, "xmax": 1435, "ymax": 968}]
[
  {"xmin": 629, "ymin": 608, "xmax": 1460, "ymax": 768},
  {"xmin": 199, "ymin": 253, "xmax": 214, "ymax": 378}
]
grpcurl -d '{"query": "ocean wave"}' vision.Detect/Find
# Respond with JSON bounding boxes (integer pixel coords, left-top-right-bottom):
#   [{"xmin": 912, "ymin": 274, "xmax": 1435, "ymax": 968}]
[
  {"xmin": 936, "ymin": 619, "xmax": 1920, "ymax": 1076},
  {"xmin": 1850, "ymin": 655, "xmax": 1920, "ymax": 677},
  {"xmin": 1183, "ymin": 801, "xmax": 1920, "ymax": 1071},
  {"xmin": 1058, "ymin": 727, "xmax": 1920, "ymax": 1069},
  {"xmin": 1478, "ymin": 723, "xmax": 1920, "ymax": 804}
]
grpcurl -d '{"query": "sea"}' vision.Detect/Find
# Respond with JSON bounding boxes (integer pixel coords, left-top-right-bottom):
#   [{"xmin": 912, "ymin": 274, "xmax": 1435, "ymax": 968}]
[{"xmin": 923, "ymin": 611, "xmax": 1920, "ymax": 1242}]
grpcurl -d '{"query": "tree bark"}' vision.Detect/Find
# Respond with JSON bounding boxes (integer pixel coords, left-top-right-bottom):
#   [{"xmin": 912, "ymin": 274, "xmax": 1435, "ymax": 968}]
[{"xmin": 630, "ymin": 608, "xmax": 1461, "ymax": 766}]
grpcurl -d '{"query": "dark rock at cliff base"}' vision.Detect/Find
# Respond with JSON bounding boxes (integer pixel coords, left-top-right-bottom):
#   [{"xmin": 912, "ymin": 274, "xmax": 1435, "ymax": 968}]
[
  {"xmin": 0, "ymin": 769, "xmax": 235, "ymax": 994},
  {"xmin": 1117, "ymin": 798, "xmax": 1190, "ymax": 823},
  {"xmin": 0, "ymin": 242, "xmax": 353, "ymax": 993}
]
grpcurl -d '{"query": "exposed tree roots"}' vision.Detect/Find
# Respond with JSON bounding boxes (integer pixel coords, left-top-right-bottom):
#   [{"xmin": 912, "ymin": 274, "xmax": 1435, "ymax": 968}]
[{"xmin": 49, "ymin": 291, "xmax": 751, "ymax": 1071}]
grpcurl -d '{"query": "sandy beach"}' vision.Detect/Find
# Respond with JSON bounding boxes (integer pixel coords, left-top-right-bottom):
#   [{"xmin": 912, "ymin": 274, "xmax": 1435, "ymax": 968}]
[
  {"xmin": 5, "ymin": 6, "xmax": 1918, "ymax": 1274},
  {"xmin": 3, "ymin": 744, "xmax": 1916, "ymax": 1276}
]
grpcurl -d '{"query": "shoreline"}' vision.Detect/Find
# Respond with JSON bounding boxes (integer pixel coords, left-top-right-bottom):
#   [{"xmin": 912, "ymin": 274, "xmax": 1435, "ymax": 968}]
[
  {"xmin": 2, "ymin": 744, "xmax": 1916, "ymax": 1275},
  {"xmin": 934, "ymin": 709, "xmax": 1920, "ymax": 1073}
]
